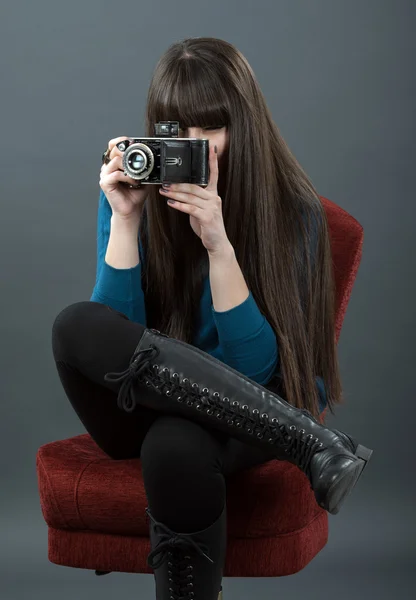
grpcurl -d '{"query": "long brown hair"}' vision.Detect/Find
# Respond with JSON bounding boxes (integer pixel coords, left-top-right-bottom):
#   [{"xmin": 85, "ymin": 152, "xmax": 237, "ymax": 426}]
[{"xmin": 139, "ymin": 37, "xmax": 344, "ymax": 419}]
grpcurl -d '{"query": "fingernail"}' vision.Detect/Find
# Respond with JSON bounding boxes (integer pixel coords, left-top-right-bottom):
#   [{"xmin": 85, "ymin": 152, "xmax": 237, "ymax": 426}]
[
  {"xmin": 162, "ymin": 183, "xmax": 171, "ymax": 188},
  {"xmin": 214, "ymin": 145, "xmax": 217, "ymax": 153}
]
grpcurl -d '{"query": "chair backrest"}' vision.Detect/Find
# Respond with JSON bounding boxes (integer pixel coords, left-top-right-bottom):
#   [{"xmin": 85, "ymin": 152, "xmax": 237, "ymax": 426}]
[{"xmin": 319, "ymin": 196, "xmax": 364, "ymax": 343}]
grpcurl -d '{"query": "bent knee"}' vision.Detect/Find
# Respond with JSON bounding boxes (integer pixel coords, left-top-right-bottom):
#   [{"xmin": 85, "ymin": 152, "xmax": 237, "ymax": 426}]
[
  {"xmin": 51, "ymin": 301, "xmax": 107, "ymax": 362},
  {"xmin": 52, "ymin": 301, "xmax": 95, "ymax": 337}
]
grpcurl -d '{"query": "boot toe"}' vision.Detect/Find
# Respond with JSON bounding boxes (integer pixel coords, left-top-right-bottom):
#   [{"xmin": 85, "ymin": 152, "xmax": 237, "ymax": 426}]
[{"xmin": 314, "ymin": 453, "xmax": 366, "ymax": 514}]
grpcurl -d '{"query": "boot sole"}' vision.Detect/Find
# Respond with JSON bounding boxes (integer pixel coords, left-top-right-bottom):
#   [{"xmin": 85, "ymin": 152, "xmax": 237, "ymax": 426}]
[{"xmin": 325, "ymin": 444, "xmax": 373, "ymax": 514}]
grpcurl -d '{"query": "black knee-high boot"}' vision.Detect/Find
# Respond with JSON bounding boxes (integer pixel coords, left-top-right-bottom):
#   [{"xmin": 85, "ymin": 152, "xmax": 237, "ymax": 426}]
[
  {"xmin": 146, "ymin": 504, "xmax": 226, "ymax": 600},
  {"xmin": 104, "ymin": 328, "xmax": 373, "ymax": 515}
]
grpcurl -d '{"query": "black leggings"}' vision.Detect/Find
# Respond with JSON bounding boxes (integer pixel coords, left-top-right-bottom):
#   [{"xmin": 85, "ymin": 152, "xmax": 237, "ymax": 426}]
[{"xmin": 51, "ymin": 301, "xmax": 277, "ymax": 533}]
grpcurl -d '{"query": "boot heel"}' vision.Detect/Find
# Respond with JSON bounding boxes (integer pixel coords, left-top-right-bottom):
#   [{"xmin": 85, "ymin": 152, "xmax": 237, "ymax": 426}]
[{"xmin": 355, "ymin": 444, "xmax": 373, "ymax": 466}]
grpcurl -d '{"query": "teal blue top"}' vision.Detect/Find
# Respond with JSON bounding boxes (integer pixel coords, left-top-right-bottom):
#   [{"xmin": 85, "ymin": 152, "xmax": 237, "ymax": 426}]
[{"xmin": 90, "ymin": 190, "xmax": 327, "ymax": 414}]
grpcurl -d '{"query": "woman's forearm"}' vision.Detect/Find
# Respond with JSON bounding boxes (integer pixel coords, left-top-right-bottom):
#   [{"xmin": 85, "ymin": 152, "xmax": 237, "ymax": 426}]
[
  {"xmin": 105, "ymin": 213, "xmax": 141, "ymax": 269},
  {"xmin": 208, "ymin": 242, "xmax": 250, "ymax": 312}
]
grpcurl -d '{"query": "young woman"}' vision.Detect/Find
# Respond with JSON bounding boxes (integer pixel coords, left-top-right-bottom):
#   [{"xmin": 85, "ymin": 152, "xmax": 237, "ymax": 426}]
[{"xmin": 52, "ymin": 37, "xmax": 372, "ymax": 600}]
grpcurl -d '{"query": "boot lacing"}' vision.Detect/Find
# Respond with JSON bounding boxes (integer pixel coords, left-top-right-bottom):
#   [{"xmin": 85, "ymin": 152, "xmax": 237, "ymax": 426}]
[
  {"xmin": 104, "ymin": 339, "xmax": 325, "ymax": 479},
  {"xmin": 104, "ymin": 344, "xmax": 157, "ymax": 412},
  {"xmin": 145, "ymin": 508, "xmax": 213, "ymax": 600}
]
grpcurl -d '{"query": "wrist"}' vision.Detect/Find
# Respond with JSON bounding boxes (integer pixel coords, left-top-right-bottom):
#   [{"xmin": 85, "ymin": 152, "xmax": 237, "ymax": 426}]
[
  {"xmin": 208, "ymin": 241, "xmax": 234, "ymax": 262},
  {"xmin": 111, "ymin": 212, "xmax": 141, "ymax": 227}
]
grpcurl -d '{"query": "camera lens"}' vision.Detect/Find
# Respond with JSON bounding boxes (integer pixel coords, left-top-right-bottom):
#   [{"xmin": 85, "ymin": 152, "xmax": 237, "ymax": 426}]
[
  {"xmin": 123, "ymin": 142, "xmax": 154, "ymax": 181},
  {"xmin": 128, "ymin": 151, "xmax": 147, "ymax": 172}
]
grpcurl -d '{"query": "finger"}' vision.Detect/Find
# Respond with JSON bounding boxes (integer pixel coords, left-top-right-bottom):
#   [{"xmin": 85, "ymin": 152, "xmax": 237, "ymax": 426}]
[
  {"xmin": 165, "ymin": 199, "xmax": 203, "ymax": 218},
  {"xmin": 101, "ymin": 156, "xmax": 140, "ymax": 186},
  {"xmin": 105, "ymin": 136, "xmax": 130, "ymax": 161},
  {"xmin": 166, "ymin": 183, "xmax": 211, "ymax": 200},
  {"xmin": 159, "ymin": 188, "xmax": 207, "ymax": 209},
  {"xmin": 205, "ymin": 144, "xmax": 219, "ymax": 192},
  {"xmin": 103, "ymin": 170, "xmax": 142, "ymax": 188},
  {"xmin": 102, "ymin": 155, "xmax": 124, "ymax": 174},
  {"xmin": 108, "ymin": 136, "xmax": 130, "ymax": 152}
]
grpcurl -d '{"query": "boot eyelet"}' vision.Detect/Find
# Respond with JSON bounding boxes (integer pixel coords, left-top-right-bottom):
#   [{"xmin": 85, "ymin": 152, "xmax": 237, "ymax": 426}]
[
  {"xmin": 236, "ymin": 422, "xmax": 242, "ymax": 427},
  {"xmin": 319, "ymin": 442, "xmax": 323, "ymax": 447},
  {"xmin": 165, "ymin": 390, "xmax": 172, "ymax": 396},
  {"xmin": 232, "ymin": 400, "xmax": 239, "ymax": 407},
  {"xmin": 271, "ymin": 417, "xmax": 279, "ymax": 424},
  {"xmin": 213, "ymin": 392, "xmax": 220, "ymax": 398},
  {"xmin": 257, "ymin": 432, "xmax": 264, "ymax": 439},
  {"xmin": 223, "ymin": 396, "xmax": 230, "ymax": 402},
  {"xmin": 247, "ymin": 428, "xmax": 253, "ymax": 434},
  {"xmin": 202, "ymin": 387, "xmax": 209, "ymax": 393},
  {"xmin": 192, "ymin": 383, "xmax": 199, "ymax": 389},
  {"xmin": 252, "ymin": 409, "xmax": 259, "ymax": 415},
  {"xmin": 261, "ymin": 413, "xmax": 269, "ymax": 420},
  {"xmin": 300, "ymin": 429, "xmax": 305, "ymax": 434},
  {"xmin": 207, "ymin": 409, "xmax": 213, "ymax": 415},
  {"xmin": 290, "ymin": 425, "xmax": 296, "ymax": 431}
]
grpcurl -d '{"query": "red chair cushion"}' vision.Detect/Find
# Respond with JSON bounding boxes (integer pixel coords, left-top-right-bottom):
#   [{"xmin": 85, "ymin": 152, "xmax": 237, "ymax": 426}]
[{"xmin": 37, "ymin": 433, "xmax": 328, "ymax": 576}]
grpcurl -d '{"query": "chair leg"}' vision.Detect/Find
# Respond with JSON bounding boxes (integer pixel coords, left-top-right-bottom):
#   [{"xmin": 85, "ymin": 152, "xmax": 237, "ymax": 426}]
[{"xmin": 95, "ymin": 570, "xmax": 111, "ymax": 576}]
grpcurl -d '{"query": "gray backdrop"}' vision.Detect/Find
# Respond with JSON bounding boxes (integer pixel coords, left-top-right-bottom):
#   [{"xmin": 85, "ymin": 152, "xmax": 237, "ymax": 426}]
[{"xmin": 1, "ymin": 0, "xmax": 414, "ymax": 598}]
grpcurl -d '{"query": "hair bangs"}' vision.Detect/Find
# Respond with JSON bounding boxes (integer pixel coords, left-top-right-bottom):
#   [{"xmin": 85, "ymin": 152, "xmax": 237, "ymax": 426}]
[{"xmin": 152, "ymin": 60, "xmax": 230, "ymax": 130}]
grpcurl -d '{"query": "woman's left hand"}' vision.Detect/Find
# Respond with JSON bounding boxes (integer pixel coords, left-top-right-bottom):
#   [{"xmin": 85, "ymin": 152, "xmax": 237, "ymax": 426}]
[{"xmin": 159, "ymin": 144, "xmax": 230, "ymax": 255}]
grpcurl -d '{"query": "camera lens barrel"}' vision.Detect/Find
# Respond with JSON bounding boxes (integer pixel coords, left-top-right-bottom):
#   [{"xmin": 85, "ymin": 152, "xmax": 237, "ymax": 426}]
[{"xmin": 122, "ymin": 143, "xmax": 154, "ymax": 180}]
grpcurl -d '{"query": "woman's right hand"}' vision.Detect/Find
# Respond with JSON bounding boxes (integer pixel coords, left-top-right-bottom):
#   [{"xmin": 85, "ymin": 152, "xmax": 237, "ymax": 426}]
[{"xmin": 99, "ymin": 136, "xmax": 149, "ymax": 219}]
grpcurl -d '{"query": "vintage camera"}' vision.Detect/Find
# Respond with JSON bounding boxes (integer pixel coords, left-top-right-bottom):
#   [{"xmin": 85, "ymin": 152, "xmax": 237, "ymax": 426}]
[{"xmin": 116, "ymin": 121, "xmax": 210, "ymax": 186}]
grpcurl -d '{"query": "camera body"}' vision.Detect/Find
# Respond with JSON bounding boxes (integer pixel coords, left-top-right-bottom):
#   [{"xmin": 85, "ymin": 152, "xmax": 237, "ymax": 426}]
[{"xmin": 117, "ymin": 121, "xmax": 210, "ymax": 186}]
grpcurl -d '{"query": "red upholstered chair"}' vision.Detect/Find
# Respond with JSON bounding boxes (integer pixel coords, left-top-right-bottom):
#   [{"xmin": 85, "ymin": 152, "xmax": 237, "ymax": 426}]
[{"xmin": 36, "ymin": 196, "xmax": 363, "ymax": 582}]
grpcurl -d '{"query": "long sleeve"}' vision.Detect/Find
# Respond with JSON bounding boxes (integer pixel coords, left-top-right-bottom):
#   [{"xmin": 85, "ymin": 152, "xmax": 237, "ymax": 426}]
[
  {"xmin": 212, "ymin": 291, "xmax": 327, "ymax": 412},
  {"xmin": 212, "ymin": 291, "xmax": 279, "ymax": 385},
  {"xmin": 89, "ymin": 190, "xmax": 147, "ymax": 325},
  {"xmin": 316, "ymin": 376, "xmax": 327, "ymax": 414}
]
